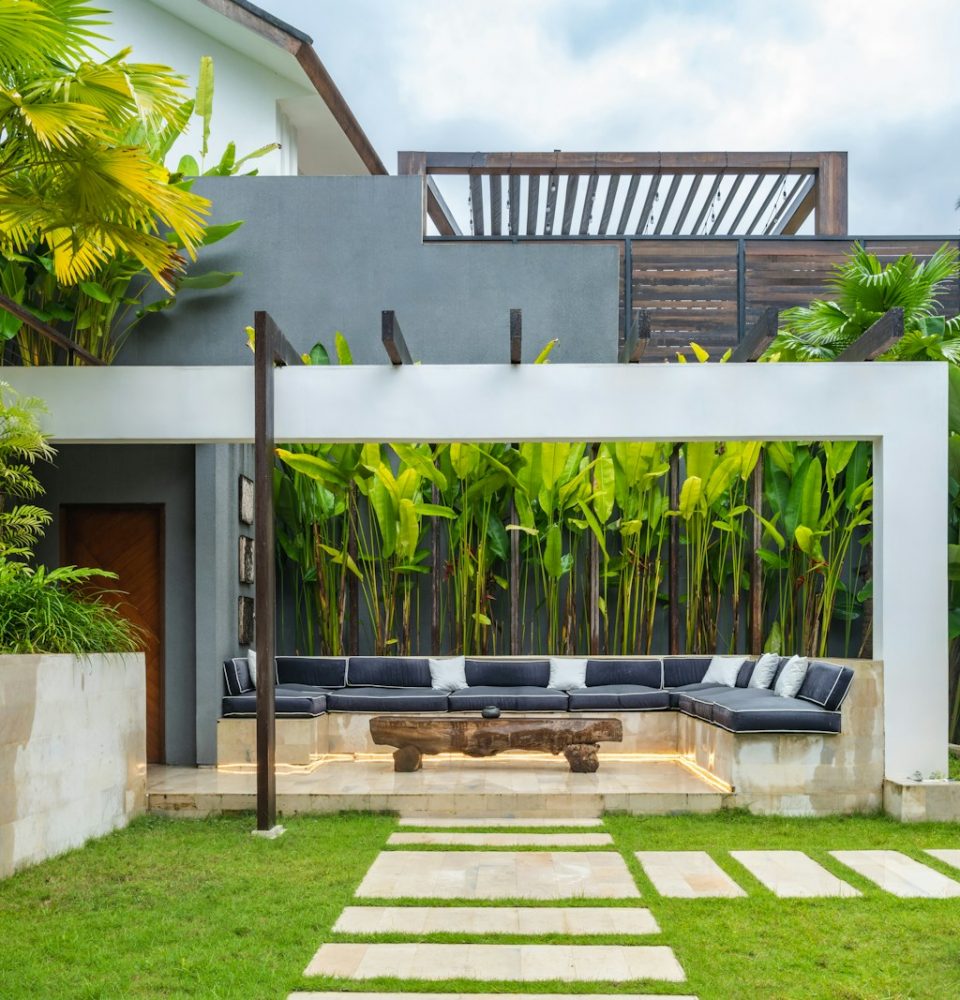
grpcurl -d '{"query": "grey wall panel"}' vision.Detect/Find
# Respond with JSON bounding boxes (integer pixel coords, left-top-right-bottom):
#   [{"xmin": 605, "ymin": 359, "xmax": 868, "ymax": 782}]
[
  {"xmin": 117, "ymin": 176, "xmax": 620, "ymax": 366},
  {"xmin": 34, "ymin": 445, "xmax": 197, "ymax": 765}
]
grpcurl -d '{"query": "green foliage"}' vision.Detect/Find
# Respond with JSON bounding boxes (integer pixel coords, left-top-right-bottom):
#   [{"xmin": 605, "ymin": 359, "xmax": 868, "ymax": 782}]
[
  {"xmin": 771, "ymin": 243, "xmax": 960, "ymax": 361},
  {"xmin": 0, "ymin": 382, "xmax": 139, "ymax": 653},
  {"xmin": 0, "ymin": 1, "xmax": 269, "ymax": 364}
]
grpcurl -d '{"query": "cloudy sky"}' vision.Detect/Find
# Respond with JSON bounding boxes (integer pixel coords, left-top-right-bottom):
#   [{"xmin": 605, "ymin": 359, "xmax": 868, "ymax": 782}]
[{"xmin": 262, "ymin": 0, "xmax": 959, "ymax": 235}]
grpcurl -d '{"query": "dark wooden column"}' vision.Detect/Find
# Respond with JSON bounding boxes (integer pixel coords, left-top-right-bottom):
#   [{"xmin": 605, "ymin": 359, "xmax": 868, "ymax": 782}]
[
  {"xmin": 749, "ymin": 452, "xmax": 764, "ymax": 653},
  {"xmin": 815, "ymin": 152, "xmax": 848, "ymax": 235},
  {"xmin": 668, "ymin": 445, "xmax": 681, "ymax": 654},
  {"xmin": 253, "ymin": 310, "xmax": 299, "ymax": 835}
]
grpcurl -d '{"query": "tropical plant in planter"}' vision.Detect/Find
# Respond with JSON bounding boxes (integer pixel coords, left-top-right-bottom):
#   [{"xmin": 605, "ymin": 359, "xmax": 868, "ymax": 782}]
[{"xmin": 0, "ymin": 382, "xmax": 139, "ymax": 654}]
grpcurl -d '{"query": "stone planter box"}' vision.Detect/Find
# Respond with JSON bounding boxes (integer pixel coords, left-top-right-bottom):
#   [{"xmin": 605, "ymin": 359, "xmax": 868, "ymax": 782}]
[
  {"xmin": 0, "ymin": 653, "xmax": 146, "ymax": 879},
  {"xmin": 883, "ymin": 777, "xmax": 960, "ymax": 822}
]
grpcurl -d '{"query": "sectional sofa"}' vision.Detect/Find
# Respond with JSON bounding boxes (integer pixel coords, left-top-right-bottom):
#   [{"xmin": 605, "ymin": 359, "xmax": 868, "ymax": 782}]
[{"xmin": 221, "ymin": 654, "xmax": 854, "ymax": 735}]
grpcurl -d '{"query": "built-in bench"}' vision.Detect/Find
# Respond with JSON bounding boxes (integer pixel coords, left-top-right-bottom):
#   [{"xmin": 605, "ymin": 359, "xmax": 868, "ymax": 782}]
[{"xmin": 221, "ymin": 653, "xmax": 854, "ymax": 734}]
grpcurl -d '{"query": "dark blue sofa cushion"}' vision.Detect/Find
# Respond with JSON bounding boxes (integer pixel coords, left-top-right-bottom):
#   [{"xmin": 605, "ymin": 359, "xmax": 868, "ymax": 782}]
[
  {"xmin": 346, "ymin": 656, "xmax": 431, "ymax": 688},
  {"xmin": 223, "ymin": 657, "xmax": 252, "ymax": 695},
  {"xmin": 568, "ymin": 684, "xmax": 670, "ymax": 711},
  {"xmin": 448, "ymin": 685, "xmax": 567, "ymax": 711},
  {"xmin": 221, "ymin": 686, "xmax": 327, "ymax": 717},
  {"xmin": 662, "ymin": 657, "xmax": 711, "ymax": 687},
  {"xmin": 676, "ymin": 692, "xmax": 717, "ymax": 722},
  {"xmin": 797, "ymin": 661, "xmax": 855, "ymax": 712},
  {"xmin": 709, "ymin": 688, "xmax": 841, "ymax": 734},
  {"xmin": 465, "ymin": 658, "xmax": 551, "ymax": 688},
  {"xmin": 665, "ymin": 682, "xmax": 729, "ymax": 708},
  {"xmin": 327, "ymin": 686, "xmax": 449, "ymax": 711},
  {"xmin": 277, "ymin": 656, "xmax": 347, "ymax": 688},
  {"xmin": 585, "ymin": 658, "xmax": 662, "ymax": 688}
]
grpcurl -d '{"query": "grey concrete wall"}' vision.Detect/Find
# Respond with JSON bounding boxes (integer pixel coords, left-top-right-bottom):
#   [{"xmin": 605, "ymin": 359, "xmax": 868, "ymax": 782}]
[
  {"xmin": 194, "ymin": 443, "xmax": 254, "ymax": 765},
  {"xmin": 118, "ymin": 176, "xmax": 621, "ymax": 366},
  {"xmin": 35, "ymin": 446, "xmax": 197, "ymax": 765}
]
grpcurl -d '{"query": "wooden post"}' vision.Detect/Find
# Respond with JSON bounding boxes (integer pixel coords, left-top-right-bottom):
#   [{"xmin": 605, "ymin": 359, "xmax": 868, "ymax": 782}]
[
  {"xmin": 815, "ymin": 152, "xmax": 848, "ymax": 235},
  {"xmin": 668, "ymin": 445, "xmax": 680, "ymax": 654},
  {"xmin": 509, "ymin": 498, "xmax": 520, "ymax": 655},
  {"xmin": 347, "ymin": 485, "xmax": 359, "ymax": 655},
  {"xmin": 431, "ymin": 480, "xmax": 441, "ymax": 653},
  {"xmin": 588, "ymin": 443, "xmax": 600, "ymax": 655},
  {"xmin": 750, "ymin": 452, "xmax": 764, "ymax": 653}
]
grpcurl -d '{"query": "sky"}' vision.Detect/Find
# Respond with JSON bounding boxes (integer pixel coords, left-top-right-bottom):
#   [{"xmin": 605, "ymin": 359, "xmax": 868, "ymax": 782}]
[{"xmin": 262, "ymin": 0, "xmax": 960, "ymax": 236}]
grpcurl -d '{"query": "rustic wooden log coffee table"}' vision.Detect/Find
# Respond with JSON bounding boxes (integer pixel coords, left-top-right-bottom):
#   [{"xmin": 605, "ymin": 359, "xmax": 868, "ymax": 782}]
[{"xmin": 369, "ymin": 715, "xmax": 623, "ymax": 773}]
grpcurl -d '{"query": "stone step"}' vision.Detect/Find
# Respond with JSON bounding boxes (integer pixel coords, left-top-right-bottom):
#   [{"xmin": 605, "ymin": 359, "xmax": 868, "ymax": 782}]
[
  {"xmin": 398, "ymin": 818, "xmax": 605, "ymax": 828},
  {"xmin": 333, "ymin": 905, "xmax": 660, "ymax": 936},
  {"xmin": 926, "ymin": 849, "xmax": 960, "ymax": 871},
  {"xmin": 356, "ymin": 850, "xmax": 640, "ymax": 900},
  {"xmin": 730, "ymin": 850, "xmax": 860, "ymax": 898},
  {"xmin": 304, "ymin": 943, "xmax": 686, "ymax": 982},
  {"xmin": 830, "ymin": 850, "xmax": 960, "ymax": 897},
  {"xmin": 635, "ymin": 851, "xmax": 745, "ymax": 898},
  {"xmin": 388, "ymin": 832, "xmax": 613, "ymax": 847}
]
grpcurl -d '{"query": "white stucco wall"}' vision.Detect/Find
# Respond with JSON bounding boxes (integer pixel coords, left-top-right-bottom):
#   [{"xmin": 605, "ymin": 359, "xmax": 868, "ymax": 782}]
[
  {"xmin": 104, "ymin": 0, "xmax": 311, "ymax": 175},
  {"xmin": 0, "ymin": 654, "xmax": 146, "ymax": 879}
]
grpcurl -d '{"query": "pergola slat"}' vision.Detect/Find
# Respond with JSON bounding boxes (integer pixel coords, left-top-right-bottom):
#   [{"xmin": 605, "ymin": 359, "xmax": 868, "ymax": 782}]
[
  {"xmin": 469, "ymin": 174, "xmax": 484, "ymax": 235},
  {"xmin": 746, "ymin": 173, "xmax": 786, "ymax": 235},
  {"xmin": 769, "ymin": 174, "xmax": 815, "ymax": 235},
  {"xmin": 692, "ymin": 173, "xmax": 724, "ymax": 236},
  {"xmin": 617, "ymin": 174, "xmax": 642, "ymax": 234},
  {"xmin": 635, "ymin": 174, "xmax": 659, "ymax": 235},
  {"xmin": 653, "ymin": 174, "xmax": 682, "ymax": 235},
  {"xmin": 544, "ymin": 174, "xmax": 560, "ymax": 234},
  {"xmin": 561, "ymin": 174, "xmax": 579, "ymax": 235},
  {"xmin": 709, "ymin": 173, "xmax": 745, "ymax": 234},
  {"xmin": 597, "ymin": 174, "xmax": 620, "ymax": 235},
  {"xmin": 672, "ymin": 174, "xmax": 703, "ymax": 235},
  {"xmin": 526, "ymin": 175, "xmax": 540, "ymax": 235},
  {"xmin": 579, "ymin": 173, "xmax": 599, "ymax": 235},
  {"xmin": 729, "ymin": 307, "xmax": 778, "ymax": 362},
  {"xmin": 508, "ymin": 174, "xmax": 520, "ymax": 235},
  {"xmin": 726, "ymin": 175, "xmax": 764, "ymax": 234},
  {"xmin": 489, "ymin": 175, "xmax": 502, "ymax": 235}
]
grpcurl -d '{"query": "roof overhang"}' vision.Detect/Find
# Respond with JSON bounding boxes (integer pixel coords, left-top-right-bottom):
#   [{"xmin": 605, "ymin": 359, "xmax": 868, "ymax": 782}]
[{"xmin": 148, "ymin": 0, "xmax": 386, "ymax": 175}]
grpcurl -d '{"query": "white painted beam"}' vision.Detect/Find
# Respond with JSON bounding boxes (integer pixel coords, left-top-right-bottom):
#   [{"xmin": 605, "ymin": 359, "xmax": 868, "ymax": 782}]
[{"xmin": 3, "ymin": 361, "xmax": 948, "ymax": 780}]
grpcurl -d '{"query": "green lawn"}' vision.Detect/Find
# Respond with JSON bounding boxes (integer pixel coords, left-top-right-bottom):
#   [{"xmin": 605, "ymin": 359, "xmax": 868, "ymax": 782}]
[{"xmin": 3, "ymin": 810, "xmax": 960, "ymax": 999}]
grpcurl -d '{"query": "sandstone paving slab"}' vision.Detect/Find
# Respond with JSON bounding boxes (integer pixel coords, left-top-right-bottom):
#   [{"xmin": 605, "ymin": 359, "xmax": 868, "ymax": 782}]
[
  {"xmin": 926, "ymin": 849, "xmax": 960, "ymax": 872},
  {"xmin": 830, "ymin": 850, "xmax": 960, "ymax": 897},
  {"xmin": 388, "ymin": 832, "xmax": 613, "ymax": 847},
  {"xmin": 730, "ymin": 851, "xmax": 860, "ymax": 898},
  {"xmin": 304, "ymin": 943, "xmax": 686, "ymax": 982},
  {"xmin": 356, "ymin": 851, "xmax": 640, "ymax": 899},
  {"xmin": 398, "ymin": 818, "xmax": 604, "ymax": 828},
  {"xmin": 333, "ymin": 905, "xmax": 659, "ymax": 936},
  {"xmin": 635, "ymin": 851, "xmax": 745, "ymax": 898}
]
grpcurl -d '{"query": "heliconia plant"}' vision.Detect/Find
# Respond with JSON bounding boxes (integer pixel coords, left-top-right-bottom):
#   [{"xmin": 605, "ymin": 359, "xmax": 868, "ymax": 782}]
[{"xmin": 271, "ymin": 333, "xmax": 873, "ymax": 660}]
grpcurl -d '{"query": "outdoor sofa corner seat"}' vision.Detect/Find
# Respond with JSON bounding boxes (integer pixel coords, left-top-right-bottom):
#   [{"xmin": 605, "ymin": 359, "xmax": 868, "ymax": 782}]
[{"xmin": 221, "ymin": 654, "xmax": 855, "ymax": 735}]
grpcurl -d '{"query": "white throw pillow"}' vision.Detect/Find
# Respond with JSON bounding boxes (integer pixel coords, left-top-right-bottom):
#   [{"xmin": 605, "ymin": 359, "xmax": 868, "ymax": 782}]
[
  {"xmin": 774, "ymin": 655, "xmax": 809, "ymax": 698},
  {"xmin": 548, "ymin": 657, "xmax": 588, "ymax": 690},
  {"xmin": 748, "ymin": 652, "xmax": 780, "ymax": 690},
  {"xmin": 701, "ymin": 655, "xmax": 747, "ymax": 687},
  {"xmin": 429, "ymin": 656, "xmax": 468, "ymax": 692},
  {"xmin": 246, "ymin": 649, "xmax": 257, "ymax": 690}
]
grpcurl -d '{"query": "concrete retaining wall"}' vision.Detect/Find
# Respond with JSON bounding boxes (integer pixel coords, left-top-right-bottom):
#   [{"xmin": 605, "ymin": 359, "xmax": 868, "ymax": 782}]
[{"xmin": 0, "ymin": 654, "xmax": 146, "ymax": 878}]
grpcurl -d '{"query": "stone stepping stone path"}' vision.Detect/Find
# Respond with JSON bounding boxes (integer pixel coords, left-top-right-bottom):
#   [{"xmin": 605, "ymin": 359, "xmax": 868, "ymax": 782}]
[
  {"xmin": 398, "ymin": 817, "xmax": 604, "ymax": 828},
  {"xmin": 292, "ymin": 992, "xmax": 698, "ymax": 1000},
  {"xmin": 635, "ymin": 851, "xmax": 746, "ymax": 898},
  {"xmin": 388, "ymin": 832, "xmax": 613, "ymax": 847},
  {"xmin": 333, "ymin": 905, "xmax": 660, "ymax": 936},
  {"xmin": 730, "ymin": 850, "xmax": 860, "ymax": 898},
  {"xmin": 926, "ymin": 849, "xmax": 960, "ymax": 871},
  {"xmin": 830, "ymin": 850, "xmax": 960, "ymax": 898},
  {"xmin": 356, "ymin": 850, "xmax": 641, "ymax": 899},
  {"xmin": 305, "ymin": 942, "xmax": 686, "ymax": 982}
]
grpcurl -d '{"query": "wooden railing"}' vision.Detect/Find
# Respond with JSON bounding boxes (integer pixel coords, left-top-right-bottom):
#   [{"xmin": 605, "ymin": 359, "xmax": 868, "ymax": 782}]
[{"xmin": 0, "ymin": 292, "xmax": 104, "ymax": 366}]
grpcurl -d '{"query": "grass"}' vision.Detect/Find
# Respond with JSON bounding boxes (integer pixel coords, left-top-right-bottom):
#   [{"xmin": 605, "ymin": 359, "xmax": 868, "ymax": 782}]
[{"xmin": 2, "ymin": 810, "xmax": 960, "ymax": 999}]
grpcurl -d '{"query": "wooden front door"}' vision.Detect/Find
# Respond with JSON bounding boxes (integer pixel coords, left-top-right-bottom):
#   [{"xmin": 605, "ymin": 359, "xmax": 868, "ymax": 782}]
[{"xmin": 62, "ymin": 505, "xmax": 165, "ymax": 763}]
